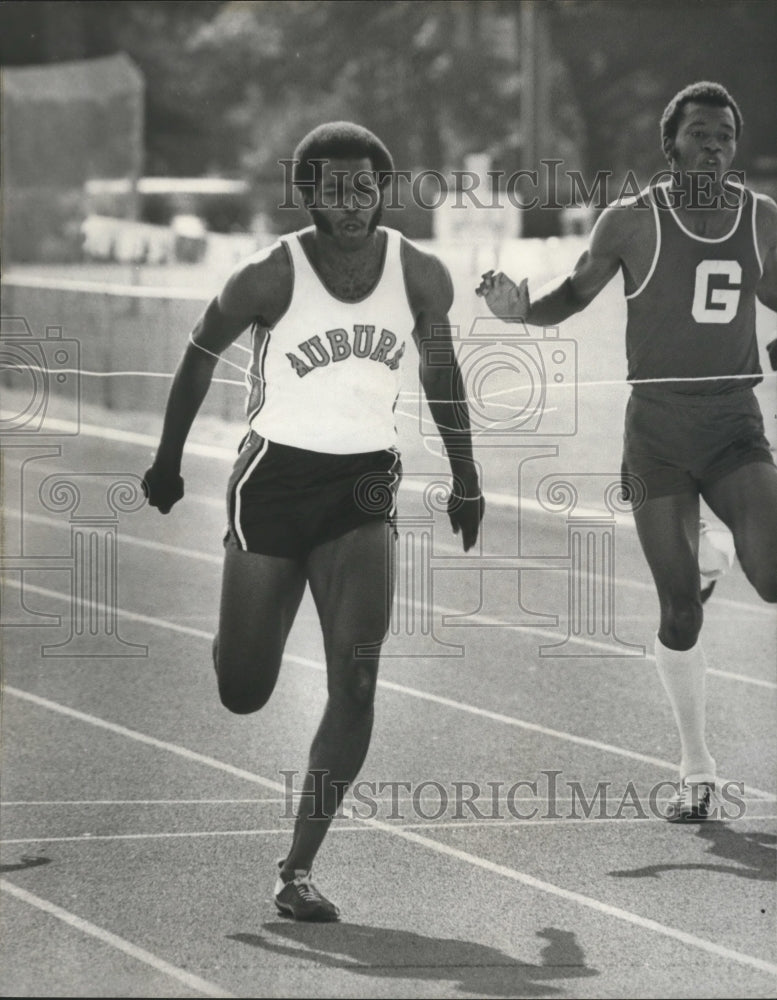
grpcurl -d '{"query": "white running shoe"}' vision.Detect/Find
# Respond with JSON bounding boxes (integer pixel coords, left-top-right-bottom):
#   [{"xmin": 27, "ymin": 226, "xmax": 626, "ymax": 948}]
[{"xmin": 698, "ymin": 519, "xmax": 735, "ymax": 603}]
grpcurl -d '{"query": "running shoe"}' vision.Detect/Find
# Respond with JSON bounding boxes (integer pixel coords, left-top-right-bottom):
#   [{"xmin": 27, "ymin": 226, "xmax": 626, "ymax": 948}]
[
  {"xmin": 274, "ymin": 860, "xmax": 340, "ymax": 921},
  {"xmin": 665, "ymin": 781, "xmax": 716, "ymax": 822},
  {"xmin": 699, "ymin": 519, "xmax": 735, "ymax": 603}
]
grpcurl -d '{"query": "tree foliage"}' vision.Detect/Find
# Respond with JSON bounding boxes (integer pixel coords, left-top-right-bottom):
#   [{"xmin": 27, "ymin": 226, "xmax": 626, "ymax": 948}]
[{"xmin": 2, "ymin": 0, "xmax": 775, "ymax": 197}]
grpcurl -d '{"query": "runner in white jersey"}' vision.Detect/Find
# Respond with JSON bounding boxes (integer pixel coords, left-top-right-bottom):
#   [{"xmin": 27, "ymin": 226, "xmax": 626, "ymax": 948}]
[
  {"xmin": 143, "ymin": 122, "xmax": 484, "ymax": 920},
  {"xmin": 479, "ymin": 82, "xmax": 777, "ymax": 822}
]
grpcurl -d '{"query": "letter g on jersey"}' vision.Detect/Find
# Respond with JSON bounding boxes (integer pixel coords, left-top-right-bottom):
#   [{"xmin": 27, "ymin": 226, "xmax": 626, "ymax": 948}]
[{"xmin": 691, "ymin": 260, "xmax": 742, "ymax": 324}]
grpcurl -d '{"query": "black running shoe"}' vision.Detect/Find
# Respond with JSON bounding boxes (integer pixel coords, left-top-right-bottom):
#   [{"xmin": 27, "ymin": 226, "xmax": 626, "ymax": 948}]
[
  {"xmin": 700, "ymin": 580, "xmax": 716, "ymax": 604},
  {"xmin": 666, "ymin": 782, "xmax": 716, "ymax": 822},
  {"xmin": 274, "ymin": 861, "xmax": 340, "ymax": 922}
]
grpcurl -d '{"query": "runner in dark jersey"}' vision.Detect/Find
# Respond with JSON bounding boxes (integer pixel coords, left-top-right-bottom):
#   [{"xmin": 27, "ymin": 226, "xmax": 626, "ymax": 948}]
[
  {"xmin": 480, "ymin": 82, "xmax": 777, "ymax": 822},
  {"xmin": 143, "ymin": 123, "xmax": 484, "ymax": 919}
]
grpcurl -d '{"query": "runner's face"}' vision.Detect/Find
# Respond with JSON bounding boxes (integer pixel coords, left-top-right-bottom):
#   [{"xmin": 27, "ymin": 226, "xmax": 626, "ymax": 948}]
[
  {"xmin": 667, "ymin": 102, "xmax": 737, "ymax": 185},
  {"xmin": 309, "ymin": 158, "xmax": 382, "ymax": 246}
]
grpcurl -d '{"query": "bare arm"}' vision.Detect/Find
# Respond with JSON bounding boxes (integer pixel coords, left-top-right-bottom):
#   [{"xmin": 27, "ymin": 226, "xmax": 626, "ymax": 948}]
[
  {"xmin": 479, "ymin": 206, "xmax": 633, "ymax": 325},
  {"xmin": 756, "ymin": 194, "xmax": 777, "ymax": 313},
  {"xmin": 150, "ymin": 302, "xmax": 250, "ymax": 475},
  {"xmin": 145, "ymin": 246, "xmax": 291, "ymax": 512},
  {"xmin": 404, "ymin": 241, "xmax": 484, "ymax": 550}
]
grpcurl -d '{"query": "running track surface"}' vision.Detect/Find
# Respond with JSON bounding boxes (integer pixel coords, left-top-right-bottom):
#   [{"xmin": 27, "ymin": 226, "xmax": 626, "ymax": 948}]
[{"xmin": 1, "ymin": 269, "xmax": 776, "ymax": 998}]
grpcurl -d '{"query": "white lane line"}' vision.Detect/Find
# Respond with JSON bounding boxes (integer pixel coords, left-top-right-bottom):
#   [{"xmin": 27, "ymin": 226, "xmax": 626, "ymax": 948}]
[
  {"xmin": 431, "ymin": 600, "xmax": 776, "ymax": 688},
  {"xmin": 5, "ymin": 414, "xmax": 777, "ymax": 584},
  {"xmin": 285, "ymin": 653, "xmax": 777, "ymax": 799},
  {"xmin": 4, "ymin": 814, "xmax": 777, "ymax": 848},
  {"xmin": 4, "ymin": 684, "xmax": 279, "ymax": 792},
  {"xmin": 3, "ymin": 799, "xmax": 283, "ymax": 806},
  {"xmin": 4, "ymin": 686, "xmax": 777, "ymax": 977},
  {"xmin": 4, "ymin": 580, "xmax": 776, "ymax": 799},
  {"xmin": 14, "ymin": 484, "xmax": 771, "ymax": 629},
  {"xmin": 0, "ymin": 879, "xmax": 236, "ymax": 999},
  {"xmin": 2, "ymin": 274, "xmax": 212, "ymax": 301},
  {"xmin": 343, "ymin": 810, "xmax": 777, "ymax": 979},
  {"xmin": 3, "ymin": 509, "xmax": 225, "ymax": 565},
  {"xmin": 375, "ymin": 815, "xmax": 777, "ymax": 829},
  {"xmin": 4, "ymin": 795, "xmax": 770, "ymax": 806},
  {"xmin": 2, "ymin": 579, "xmax": 214, "ymax": 640},
  {"xmin": 4, "ymin": 454, "xmax": 775, "ymax": 618},
  {"xmin": 0, "ymin": 413, "xmax": 237, "ymax": 458},
  {"xmin": 0, "ymin": 829, "xmax": 362, "ymax": 845},
  {"xmin": 5, "ymin": 512, "xmax": 774, "ymax": 686},
  {"xmin": 0, "ymin": 414, "xmax": 635, "ymax": 522}
]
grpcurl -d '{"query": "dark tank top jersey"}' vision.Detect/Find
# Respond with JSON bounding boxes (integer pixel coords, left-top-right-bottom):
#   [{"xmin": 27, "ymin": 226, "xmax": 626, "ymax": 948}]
[{"xmin": 625, "ymin": 183, "xmax": 763, "ymax": 395}]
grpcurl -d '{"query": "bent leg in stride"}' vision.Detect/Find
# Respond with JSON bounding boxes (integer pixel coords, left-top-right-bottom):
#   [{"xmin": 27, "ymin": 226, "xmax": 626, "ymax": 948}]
[{"xmin": 213, "ymin": 545, "xmax": 307, "ymax": 714}]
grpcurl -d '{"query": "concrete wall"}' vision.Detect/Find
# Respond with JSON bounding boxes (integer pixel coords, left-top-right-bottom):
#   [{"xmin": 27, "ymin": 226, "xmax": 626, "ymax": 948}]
[{"xmin": 0, "ymin": 277, "xmax": 249, "ymax": 423}]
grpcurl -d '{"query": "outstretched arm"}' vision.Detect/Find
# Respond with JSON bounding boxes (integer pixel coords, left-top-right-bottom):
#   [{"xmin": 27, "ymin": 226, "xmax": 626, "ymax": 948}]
[
  {"xmin": 144, "ymin": 247, "xmax": 290, "ymax": 513},
  {"xmin": 477, "ymin": 207, "xmax": 628, "ymax": 326},
  {"xmin": 143, "ymin": 302, "xmax": 249, "ymax": 512},
  {"xmin": 404, "ymin": 242, "xmax": 484, "ymax": 551},
  {"xmin": 756, "ymin": 194, "xmax": 777, "ymax": 313}
]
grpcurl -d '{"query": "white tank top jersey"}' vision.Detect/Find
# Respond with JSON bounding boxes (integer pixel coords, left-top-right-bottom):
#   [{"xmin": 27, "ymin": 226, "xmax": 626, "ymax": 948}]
[{"xmin": 245, "ymin": 226, "xmax": 416, "ymax": 454}]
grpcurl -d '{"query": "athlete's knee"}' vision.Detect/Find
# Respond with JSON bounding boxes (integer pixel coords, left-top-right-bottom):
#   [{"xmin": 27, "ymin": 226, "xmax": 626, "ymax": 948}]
[
  {"xmin": 332, "ymin": 662, "xmax": 378, "ymax": 711},
  {"xmin": 217, "ymin": 674, "xmax": 273, "ymax": 714},
  {"xmin": 750, "ymin": 569, "xmax": 777, "ymax": 604},
  {"xmin": 214, "ymin": 651, "xmax": 274, "ymax": 714},
  {"xmin": 658, "ymin": 597, "xmax": 703, "ymax": 647},
  {"xmin": 734, "ymin": 540, "xmax": 777, "ymax": 601}
]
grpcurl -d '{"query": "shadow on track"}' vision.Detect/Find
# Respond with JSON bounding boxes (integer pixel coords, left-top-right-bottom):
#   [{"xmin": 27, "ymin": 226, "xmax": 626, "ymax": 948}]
[
  {"xmin": 608, "ymin": 823, "xmax": 777, "ymax": 882},
  {"xmin": 229, "ymin": 923, "xmax": 599, "ymax": 998}
]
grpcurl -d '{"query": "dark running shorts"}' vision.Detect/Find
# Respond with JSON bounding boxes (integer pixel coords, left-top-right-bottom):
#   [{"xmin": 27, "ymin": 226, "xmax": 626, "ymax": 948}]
[
  {"xmin": 621, "ymin": 386, "xmax": 774, "ymax": 503},
  {"xmin": 224, "ymin": 431, "xmax": 402, "ymax": 559}
]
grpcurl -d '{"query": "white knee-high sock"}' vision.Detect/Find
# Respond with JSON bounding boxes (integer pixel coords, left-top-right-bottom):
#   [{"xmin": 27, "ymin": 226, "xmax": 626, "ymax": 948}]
[{"xmin": 654, "ymin": 635, "xmax": 716, "ymax": 782}]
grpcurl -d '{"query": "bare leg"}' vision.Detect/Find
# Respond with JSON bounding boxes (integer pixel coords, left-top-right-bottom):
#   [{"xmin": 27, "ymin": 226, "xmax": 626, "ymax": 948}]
[
  {"xmin": 281, "ymin": 520, "xmax": 396, "ymax": 876},
  {"xmin": 702, "ymin": 461, "xmax": 777, "ymax": 604},
  {"xmin": 213, "ymin": 546, "xmax": 307, "ymax": 714},
  {"xmin": 633, "ymin": 490, "xmax": 703, "ymax": 650}
]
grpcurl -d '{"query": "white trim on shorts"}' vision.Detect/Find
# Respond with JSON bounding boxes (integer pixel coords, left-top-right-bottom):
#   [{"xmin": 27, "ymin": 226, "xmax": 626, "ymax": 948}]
[
  {"xmin": 233, "ymin": 436, "xmax": 270, "ymax": 550},
  {"xmin": 386, "ymin": 446, "xmax": 401, "ymax": 522},
  {"xmin": 752, "ymin": 191, "xmax": 764, "ymax": 275}
]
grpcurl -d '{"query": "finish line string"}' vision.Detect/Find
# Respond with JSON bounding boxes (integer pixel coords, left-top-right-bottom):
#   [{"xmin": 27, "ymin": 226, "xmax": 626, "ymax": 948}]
[{"xmin": 1, "ymin": 360, "xmax": 775, "ymax": 398}]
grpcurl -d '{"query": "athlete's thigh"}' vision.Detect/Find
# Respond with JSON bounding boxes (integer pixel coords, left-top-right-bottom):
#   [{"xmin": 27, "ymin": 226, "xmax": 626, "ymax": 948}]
[
  {"xmin": 702, "ymin": 461, "xmax": 777, "ymax": 596},
  {"xmin": 216, "ymin": 544, "xmax": 307, "ymax": 690},
  {"xmin": 632, "ymin": 489, "xmax": 701, "ymax": 602},
  {"xmin": 305, "ymin": 520, "xmax": 397, "ymax": 676}
]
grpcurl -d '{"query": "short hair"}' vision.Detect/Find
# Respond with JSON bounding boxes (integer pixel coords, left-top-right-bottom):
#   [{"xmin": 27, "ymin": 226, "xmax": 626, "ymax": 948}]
[
  {"xmin": 292, "ymin": 121, "xmax": 395, "ymax": 192},
  {"xmin": 660, "ymin": 81, "xmax": 744, "ymax": 149}
]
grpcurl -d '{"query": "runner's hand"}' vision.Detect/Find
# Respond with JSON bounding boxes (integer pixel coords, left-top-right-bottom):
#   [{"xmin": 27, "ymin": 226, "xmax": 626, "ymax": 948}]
[
  {"xmin": 142, "ymin": 464, "xmax": 184, "ymax": 514},
  {"xmin": 476, "ymin": 271, "xmax": 530, "ymax": 322},
  {"xmin": 447, "ymin": 489, "xmax": 485, "ymax": 552}
]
